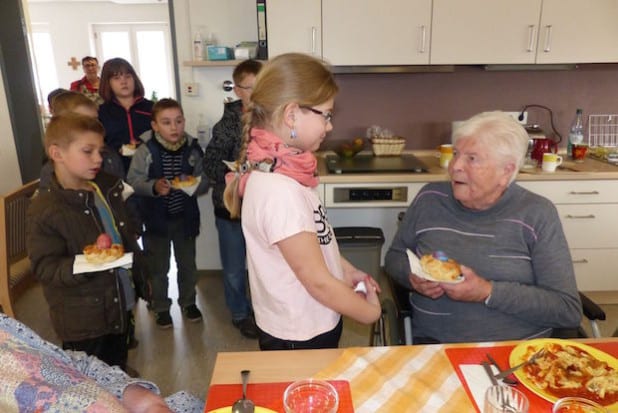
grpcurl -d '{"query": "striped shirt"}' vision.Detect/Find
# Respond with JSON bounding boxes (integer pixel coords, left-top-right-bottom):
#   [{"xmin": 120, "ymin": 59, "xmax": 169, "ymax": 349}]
[{"xmin": 161, "ymin": 149, "xmax": 185, "ymax": 214}]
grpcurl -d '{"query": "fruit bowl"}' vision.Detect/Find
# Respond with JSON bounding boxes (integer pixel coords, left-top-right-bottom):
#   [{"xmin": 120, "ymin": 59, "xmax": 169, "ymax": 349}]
[{"xmin": 334, "ymin": 138, "xmax": 365, "ymax": 158}]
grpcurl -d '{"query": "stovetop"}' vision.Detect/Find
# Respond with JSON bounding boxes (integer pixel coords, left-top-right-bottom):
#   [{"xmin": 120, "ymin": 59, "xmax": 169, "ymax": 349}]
[{"xmin": 325, "ymin": 154, "xmax": 428, "ymax": 174}]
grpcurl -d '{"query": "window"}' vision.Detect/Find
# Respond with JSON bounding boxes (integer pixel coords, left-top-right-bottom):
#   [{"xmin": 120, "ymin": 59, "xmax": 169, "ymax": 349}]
[
  {"xmin": 94, "ymin": 23, "xmax": 175, "ymax": 100},
  {"xmin": 28, "ymin": 24, "xmax": 59, "ymax": 112}
]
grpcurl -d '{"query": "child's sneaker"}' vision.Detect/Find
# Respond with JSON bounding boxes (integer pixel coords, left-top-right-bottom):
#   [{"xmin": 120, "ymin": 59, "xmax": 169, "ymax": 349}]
[
  {"xmin": 155, "ymin": 311, "xmax": 173, "ymax": 329},
  {"xmin": 183, "ymin": 304, "xmax": 202, "ymax": 323}
]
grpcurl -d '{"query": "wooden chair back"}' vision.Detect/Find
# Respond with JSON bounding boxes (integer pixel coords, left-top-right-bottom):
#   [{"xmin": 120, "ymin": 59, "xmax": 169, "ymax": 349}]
[{"xmin": 0, "ymin": 179, "xmax": 39, "ymax": 318}]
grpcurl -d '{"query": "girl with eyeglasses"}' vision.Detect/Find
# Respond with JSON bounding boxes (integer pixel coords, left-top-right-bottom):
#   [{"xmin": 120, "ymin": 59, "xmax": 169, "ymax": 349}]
[{"xmin": 223, "ymin": 53, "xmax": 381, "ymax": 351}]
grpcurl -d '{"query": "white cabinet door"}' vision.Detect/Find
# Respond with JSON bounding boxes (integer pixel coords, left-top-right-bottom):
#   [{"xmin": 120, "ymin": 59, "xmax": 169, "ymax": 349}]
[
  {"xmin": 536, "ymin": 0, "xmax": 618, "ymax": 64},
  {"xmin": 322, "ymin": 0, "xmax": 431, "ymax": 65},
  {"xmin": 431, "ymin": 0, "xmax": 542, "ymax": 64},
  {"xmin": 266, "ymin": 0, "xmax": 321, "ymax": 58}
]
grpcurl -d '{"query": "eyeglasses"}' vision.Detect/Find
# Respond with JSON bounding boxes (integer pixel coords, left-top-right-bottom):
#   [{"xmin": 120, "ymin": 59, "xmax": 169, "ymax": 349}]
[
  {"xmin": 300, "ymin": 106, "xmax": 333, "ymax": 123},
  {"xmin": 235, "ymin": 84, "xmax": 253, "ymax": 91}
]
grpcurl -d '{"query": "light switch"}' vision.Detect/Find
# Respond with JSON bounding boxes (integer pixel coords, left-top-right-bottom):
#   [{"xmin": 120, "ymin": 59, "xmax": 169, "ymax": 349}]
[{"xmin": 184, "ymin": 82, "xmax": 199, "ymax": 97}]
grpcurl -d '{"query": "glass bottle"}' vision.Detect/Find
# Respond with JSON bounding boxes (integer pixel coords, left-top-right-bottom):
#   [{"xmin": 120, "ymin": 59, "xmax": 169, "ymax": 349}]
[{"xmin": 568, "ymin": 108, "xmax": 584, "ymax": 159}]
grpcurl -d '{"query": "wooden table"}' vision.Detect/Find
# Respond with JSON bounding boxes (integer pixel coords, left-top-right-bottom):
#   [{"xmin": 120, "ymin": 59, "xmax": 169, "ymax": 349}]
[
  {"xmin": 210, "ymin": 338, "xmax": 618, "ymax": 384},
  {"xmin": 210, "ymin": 348, "xmax": 344, "ymax": 384}
]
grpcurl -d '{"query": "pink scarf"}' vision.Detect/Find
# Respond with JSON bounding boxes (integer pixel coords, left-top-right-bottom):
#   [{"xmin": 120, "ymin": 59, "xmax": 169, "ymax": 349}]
[{"xmin": 227, "ymin": 128, "xmax": 319, "ymax": 196}]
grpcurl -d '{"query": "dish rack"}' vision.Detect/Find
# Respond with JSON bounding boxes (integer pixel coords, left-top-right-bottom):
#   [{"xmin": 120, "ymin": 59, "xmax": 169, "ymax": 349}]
[{"xmin": 587, "ymin": 114, "xmax": 618, "ymax": 163}]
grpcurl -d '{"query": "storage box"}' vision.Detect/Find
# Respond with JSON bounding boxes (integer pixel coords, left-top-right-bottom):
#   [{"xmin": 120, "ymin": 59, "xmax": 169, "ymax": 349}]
[
  {"xmin": 334, "ymin": 227, "xmax": 385, "ymax": 282},
  {"xmin": 234, "ymin": 41, "xmax": 258, "ymax": 60},
  {"xmin": 206, "ymin": 46, "xmax": 234, "ymax": 61}
]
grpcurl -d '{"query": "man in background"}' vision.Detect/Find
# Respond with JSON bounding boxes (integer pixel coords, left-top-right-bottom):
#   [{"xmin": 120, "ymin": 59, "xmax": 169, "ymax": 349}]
[{"xmin": 70, "ymin": 55, "xmax": 103, "ymax": 106}]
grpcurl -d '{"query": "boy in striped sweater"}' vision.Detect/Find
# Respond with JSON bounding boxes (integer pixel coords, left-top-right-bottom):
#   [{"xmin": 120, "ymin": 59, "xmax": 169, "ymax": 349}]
[{"xmin": 127, "ymin": 98, "xmax": 209, "ymax": 329}]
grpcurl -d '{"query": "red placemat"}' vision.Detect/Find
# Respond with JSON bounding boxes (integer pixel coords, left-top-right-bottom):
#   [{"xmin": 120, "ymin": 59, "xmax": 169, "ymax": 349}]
[
  {"xmin": 204, "ymin": 380, "xmax": 353, "ymax": 412},
  {"xmin": 445, "ymin": 341, "xmax": 618, "ymax": 413}
]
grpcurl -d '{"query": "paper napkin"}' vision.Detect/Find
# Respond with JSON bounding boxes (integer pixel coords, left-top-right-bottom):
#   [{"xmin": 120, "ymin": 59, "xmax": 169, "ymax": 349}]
[
  {"xmin": 459, "ymin": 364, "xmax": 499, "ymax": 411},
  {"xmin": 172, "ymin": 176, "xmax": 201, "ymax": 196},
  {"xmin": 73, "ymin": 252, "xmax": 133, "ymax": 274},
  {"xmin": 406, "ymin": 249, "xmax": 464, "ymax": 283}
]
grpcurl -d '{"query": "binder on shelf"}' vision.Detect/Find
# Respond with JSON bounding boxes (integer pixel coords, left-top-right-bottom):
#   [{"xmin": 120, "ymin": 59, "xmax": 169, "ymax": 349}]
[{"xmin": 256, "ymin": 0, "xmax": 268, "ymax": 59}]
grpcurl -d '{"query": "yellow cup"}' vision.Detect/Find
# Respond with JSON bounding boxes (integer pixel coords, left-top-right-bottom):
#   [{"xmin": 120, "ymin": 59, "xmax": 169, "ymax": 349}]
[
  {"xmin": 439, "ymin": 144, "xmax": 453, "ymax": 168},
  {"xmin": 541, "ymin": 152, "xmax": 563, "ymax": 172}
]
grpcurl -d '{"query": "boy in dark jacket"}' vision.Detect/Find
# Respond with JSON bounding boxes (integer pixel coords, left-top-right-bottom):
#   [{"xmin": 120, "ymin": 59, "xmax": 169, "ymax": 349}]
[
  {"xmin": 127, "ymin": 99, "xmax": 209, "ymax": 329},
  {"xmin": 203, "ymin": 59, "xmax": 262, "ymax": 339},
  {"xmin": 27, "ymin": 114, "xmax": 140, "ymax": 371}
]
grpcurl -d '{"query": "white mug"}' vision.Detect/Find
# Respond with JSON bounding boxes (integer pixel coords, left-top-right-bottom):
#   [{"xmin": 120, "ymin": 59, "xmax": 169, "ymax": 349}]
[{"xmin": 542, "ymin": 152, "xmax": 562, "ymax": 172}]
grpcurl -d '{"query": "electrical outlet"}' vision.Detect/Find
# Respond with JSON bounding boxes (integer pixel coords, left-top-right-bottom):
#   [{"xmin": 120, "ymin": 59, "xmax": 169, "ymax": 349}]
[
  {"xmin": 505, "ymin": 111, "xmax": 527, "ymax": 124},
  {"xmin": 184, "ymin": 82, "xmax": 199, "ymax": 97}
]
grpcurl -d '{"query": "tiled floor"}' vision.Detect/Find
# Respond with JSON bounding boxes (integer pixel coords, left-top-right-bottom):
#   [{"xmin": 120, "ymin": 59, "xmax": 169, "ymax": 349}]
[
  {"xmin": 15, "ymin": 271, "xmax": 372, "ymax": 401},
  {"xmin": 14, "ymin": 272, "xmax": 618, "ymax": 403}
]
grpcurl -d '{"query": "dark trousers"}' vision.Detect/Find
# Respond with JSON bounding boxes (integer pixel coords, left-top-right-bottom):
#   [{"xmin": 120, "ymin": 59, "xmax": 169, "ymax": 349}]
[
  {"xmin": 258, "ymin": 318, "xmax": 343, "ymax": 351},
  {"xmin": 63, "ymin": 331, "xmax": 129, "ymax": 370},
  {"xmin": 142, "ymin": 216, "xmax": 197, "ymax": 312}
]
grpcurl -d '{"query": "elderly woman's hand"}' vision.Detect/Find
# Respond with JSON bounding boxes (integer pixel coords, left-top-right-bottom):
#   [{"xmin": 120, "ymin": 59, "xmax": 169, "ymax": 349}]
[
  {"xmin": 440, "ymin": 265, "xmax": 492, "ymax": 302},
  {"xmin": 409, "ymin": 273, "xmax": 445, "ymax": 299}
]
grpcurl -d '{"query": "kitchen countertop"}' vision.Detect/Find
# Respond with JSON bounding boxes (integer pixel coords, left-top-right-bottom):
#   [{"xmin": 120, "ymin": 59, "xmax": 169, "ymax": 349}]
[{"xmin": 317, "ymin": 150, "xmax": 618, "ymax": 184}]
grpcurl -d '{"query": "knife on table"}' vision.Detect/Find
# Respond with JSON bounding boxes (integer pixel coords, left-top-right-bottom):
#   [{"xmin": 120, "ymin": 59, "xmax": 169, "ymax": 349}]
[
  {"xmin": 481, "ymin": 361, "xmax": 499, "ymax": 386},
  {"xmin": 486, "ymin": 354, "xmax": 518, "ymax": 385}
]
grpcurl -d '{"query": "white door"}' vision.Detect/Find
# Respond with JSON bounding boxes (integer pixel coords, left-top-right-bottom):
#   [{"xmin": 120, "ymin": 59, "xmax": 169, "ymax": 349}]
[
  {"xmin": 536, "ymin": 0, "xmax": 618, "ymax": 64},
  {"xmin": 431, "ymin": 0, "xmax": 542, "ymax": 65},
  {"xmin": 322, "ymin": 0, "xmax": 432, "ymax": 65},
  {"xmin": 93, "ymin": 23, "xmax": 175, "ymax": 100},
  {"xmin": 266, "ymin": 0, "xmax": 321, "ymax": 58}
]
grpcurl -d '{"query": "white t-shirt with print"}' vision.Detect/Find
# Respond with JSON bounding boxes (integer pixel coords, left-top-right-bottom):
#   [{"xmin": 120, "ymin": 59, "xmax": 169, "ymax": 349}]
[{"xmin": 241, "ymin": 171, "xmax": 343, "ymax": 341}]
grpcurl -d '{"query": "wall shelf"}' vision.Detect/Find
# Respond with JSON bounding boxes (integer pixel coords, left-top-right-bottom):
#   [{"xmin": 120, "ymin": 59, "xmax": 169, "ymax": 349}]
[{"xmin": 184, "ymin": 60, "xmax": 262, "ymax": 67}]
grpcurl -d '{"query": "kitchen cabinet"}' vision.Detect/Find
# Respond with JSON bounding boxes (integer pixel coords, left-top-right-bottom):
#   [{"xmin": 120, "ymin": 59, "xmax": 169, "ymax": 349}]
[
  {"xmin": 518, "ymin": 180, "xmax": 618, "ymax": 292},
  {"xmin": 321, "ymin": 0, "xmax": 432, "ymax": 65},
  {"xmin": 265, "ymin": 0, "xmax": 321, "ymax": 58},
  {"xmin": 536, "ymin": 0, "xmax": 618, "ymax": 64},
  {"xmin": 431, "ymin": 0, "xmax": 543, "ymax": 65},
  {"xmin": 431, "ymin": 0, "xmax": 618, "ymax": 65}
]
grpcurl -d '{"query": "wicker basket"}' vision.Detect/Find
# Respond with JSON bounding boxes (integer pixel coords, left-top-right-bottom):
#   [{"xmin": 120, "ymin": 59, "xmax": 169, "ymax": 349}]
[{"xmin": 371, "ymin": 137, "xmax": 406, "ymax": 156}]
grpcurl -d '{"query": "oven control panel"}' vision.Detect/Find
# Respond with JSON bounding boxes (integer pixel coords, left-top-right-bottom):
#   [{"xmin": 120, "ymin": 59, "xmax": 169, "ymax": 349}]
[{"xmin": 323, "ymin": 183, "xmax": 422, "ymax": 208}]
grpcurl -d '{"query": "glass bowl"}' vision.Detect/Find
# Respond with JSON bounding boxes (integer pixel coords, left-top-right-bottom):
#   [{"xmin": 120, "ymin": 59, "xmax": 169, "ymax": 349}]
[
  {"xmin": 334, "ymin": 138, "xmax": 365, "ymax": 158},
  {"xmin": 552, "ymin": 397, "xmax": 607, "ymax": 413},
  {"xmin": 283, "ymin": 379, "xmax": 339, "ymax": 413}
]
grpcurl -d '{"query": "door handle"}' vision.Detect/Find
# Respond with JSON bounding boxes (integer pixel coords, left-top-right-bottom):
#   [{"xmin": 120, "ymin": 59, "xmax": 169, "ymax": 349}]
[
  {"xmin": 526, "ymin": 25, "xmax": 536, "ymax": 52},
  {"xmin": 418, "ymin": 25, "xmax": 427, "ymax": 53},
  {"xmin": 572, "ymin": 259, "xmax": 589, "ymax": 264},
  {"xmin": 564, "ymin": 214, "xmax": 595, "ymax": 219},
  {"xmin": 543, "ymin": 25, "xmax": 553, "ymax": 52},
  {"xmin": 568, "ymin": 191, "xmax": 600, "ymax": 195}
]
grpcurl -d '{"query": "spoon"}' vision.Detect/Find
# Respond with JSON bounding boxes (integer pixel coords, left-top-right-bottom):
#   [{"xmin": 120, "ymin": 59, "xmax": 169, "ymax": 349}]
[{"xmin": 232, "ymin": 369, "xmax": 255, "ymax": 413}]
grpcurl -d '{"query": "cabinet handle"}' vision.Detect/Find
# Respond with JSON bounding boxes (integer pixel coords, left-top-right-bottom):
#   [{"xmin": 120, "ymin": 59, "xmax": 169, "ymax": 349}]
[
  {"xmin": 418, "ymin": 25, "xmax": 427, "ymax": 53},
  {"xmin": 526, "ymin": 25, "xmax": 536, "ymax": 52},
  {"xmin": 568, "ymin": 190, "xmax": 600, "ymax": 195},
  {"xmin": 543, "ymin": 25, "xmax": 552, "ymax": 52},
  {"xmin": 311, "ymin": 27, "xmax": 316, "ymax": 55},
  {"xmin": 564, "ymin": 214, "xmax": 595, "ymax": 219},
  {"xmin": 572, "ymin": 259, "xmax": 589, "ymax": 264}
]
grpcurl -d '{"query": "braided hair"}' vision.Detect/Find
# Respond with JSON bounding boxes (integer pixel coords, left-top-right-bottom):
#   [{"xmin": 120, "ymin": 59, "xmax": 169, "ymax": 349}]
[{"xmin": 223, "ymin": 53, "xmax": 338, "ymax": 218}]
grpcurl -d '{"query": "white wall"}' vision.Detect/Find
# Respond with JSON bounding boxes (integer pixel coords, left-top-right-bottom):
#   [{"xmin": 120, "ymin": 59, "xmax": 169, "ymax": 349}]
[
  {"xmin": 0, "ymin": 68, "xmax": 24, "ymax": 194},
  {"xmin": 174, "ymin": 0, "xmax": 258, "ymax": 269},
  {"xmin": 27, "ymin": 1, "xmax": 168, "ymax": 92}
]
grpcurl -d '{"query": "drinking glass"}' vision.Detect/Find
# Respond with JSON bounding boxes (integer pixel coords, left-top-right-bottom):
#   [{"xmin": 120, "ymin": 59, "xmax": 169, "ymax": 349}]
[
  {"xmin": 283, "ymin": 379, "xmax": 338, "ymax": 413},
  {"xmin": 484, "ymin": 385, "xmax": 529, "ymax": 413}
]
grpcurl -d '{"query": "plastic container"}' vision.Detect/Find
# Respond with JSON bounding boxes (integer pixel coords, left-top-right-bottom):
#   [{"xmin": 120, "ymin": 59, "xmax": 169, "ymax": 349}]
[
  {"xmin": 192, "ymin": 30, "xmax": 203, "ymax": 60},
  {"xmin": 334, "ymin": 227, "xmax": 384, "ymax": 282},
  {"xmin": 283, "ymin": 379, "xmax": 338, "ymax": 413},
  {"xmin": 552, "ymin": 397, "xmax": 607, "ymax": 413}
]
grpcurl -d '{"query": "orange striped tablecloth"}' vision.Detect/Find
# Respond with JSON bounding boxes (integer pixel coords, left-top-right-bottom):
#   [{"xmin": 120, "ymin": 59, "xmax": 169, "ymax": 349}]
[{"xmin": 315, "ymin": 345, "xmax": 475, "ymax": 413}]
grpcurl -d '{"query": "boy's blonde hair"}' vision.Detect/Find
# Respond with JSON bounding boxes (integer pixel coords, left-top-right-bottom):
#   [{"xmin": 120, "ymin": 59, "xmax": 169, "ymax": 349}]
[
  {"xmin": 45, "ymin": 114, "xmax": 105, "ymax": 157},
  {"xmin": 52, "ymin": 91, "xmax": 98, "ymax": 116},
  {"xmin": 223, "ymin": 53, "xmax": 338, "ymax": 218}
]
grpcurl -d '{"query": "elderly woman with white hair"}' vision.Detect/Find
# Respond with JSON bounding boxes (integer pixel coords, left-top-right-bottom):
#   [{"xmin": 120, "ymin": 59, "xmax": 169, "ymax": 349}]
[{"xmin": 385, "ymin": 111, "xmax": 582, "ymax": 344}]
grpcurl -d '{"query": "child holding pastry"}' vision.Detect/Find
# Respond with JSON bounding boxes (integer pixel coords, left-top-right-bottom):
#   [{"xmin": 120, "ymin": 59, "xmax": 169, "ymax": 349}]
[
  {"xmin": 223, "ymin": 53, "xmax": 381, "ymax": 350},
  {"xmin": 127, "ymin": 98, "xmax": 209, "ymax": 329},
  {"xmin": 26, "ymin": 114, "xmax": 140, "ymax": 371}
]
